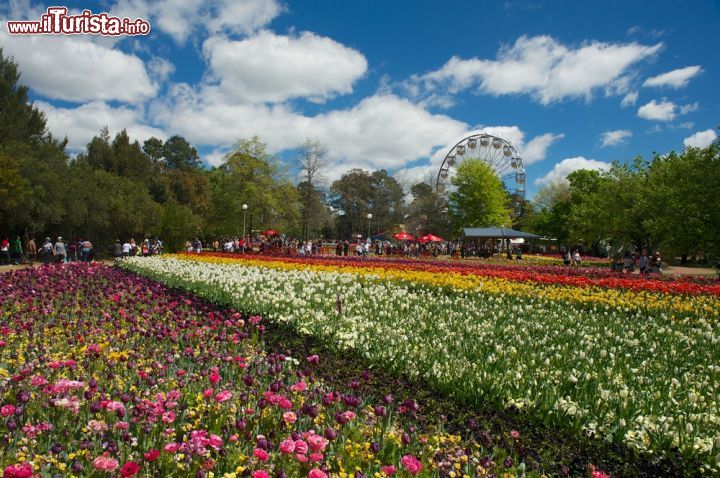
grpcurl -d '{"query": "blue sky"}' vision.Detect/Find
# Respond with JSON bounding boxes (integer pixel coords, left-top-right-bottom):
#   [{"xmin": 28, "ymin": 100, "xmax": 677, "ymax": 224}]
[{"xmin": 1, "ymin": 0, "xmax": 718, "ymax": 197}]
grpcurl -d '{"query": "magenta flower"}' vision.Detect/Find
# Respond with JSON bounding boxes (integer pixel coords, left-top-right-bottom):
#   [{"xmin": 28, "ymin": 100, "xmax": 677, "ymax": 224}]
[{"xmin": 401, "ymin": 455, "xmax": 423, "ymax": 475}]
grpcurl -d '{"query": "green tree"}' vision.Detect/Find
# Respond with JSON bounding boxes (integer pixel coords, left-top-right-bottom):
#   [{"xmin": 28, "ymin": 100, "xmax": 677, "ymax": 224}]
[
  {"xmin": 297, "ymin": 181, "xmax": 333, "ymax": 239},
  {"xmin": 330, "ymin": 169, "xmax": 405, "ymax": 239},
  {"xmin": 406, "ymin": 182, "xmax": 450, "ymax": 237},
  {"xmin": 448, "ymin": 159, "xmax": 511, "ymax": 232},
  {"xmin": 0, "ymin": 49, "xmax": 53, "ymax": 147},
  {"xmin": 160, "ymin": 202, "xmax": 202, "ymax": 253},
  {"xmin": 643, "ymin": 141, "xmax": 720, "ymax": 259},
  {"xmin": 527, "ymin": 180, "xmax": 572, "ymax": 242},
  {"xmin": 163, "ymin": 135, "xmax": 201, "ymax": 170},
  {"xmin": 297, "ymin": 139, "xmax": 330, "ymax": 240},
  {"xmin": 207, "ymin": 137, "xmax": 300, "ymax": 238}
]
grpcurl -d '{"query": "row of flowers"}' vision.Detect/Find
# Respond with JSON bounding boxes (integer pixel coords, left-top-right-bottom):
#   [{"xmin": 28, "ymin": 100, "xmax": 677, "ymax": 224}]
[
  {"xmin": 120, "ymin": 256, "xmax": 720, "ymax": 470},
  {"xmin": 189, "ymin": 253, "xmax": 720, "ymax": 295},
  {"xmin": 0, "ymin": 263, "xmax": 550, "ymax": 477},
  {"xmin": 174, "ymin": 254, "xmax": 719, "ymax": 320}
]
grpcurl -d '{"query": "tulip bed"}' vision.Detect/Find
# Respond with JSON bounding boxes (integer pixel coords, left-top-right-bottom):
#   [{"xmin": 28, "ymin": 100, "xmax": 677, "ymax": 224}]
[
  {"xmin": 119, "ymin": 254, "xmax": 720, "ymax": 473},
  {"xmin": 0, "ymin": 263, "xmax": 551, "ymax": 478}
]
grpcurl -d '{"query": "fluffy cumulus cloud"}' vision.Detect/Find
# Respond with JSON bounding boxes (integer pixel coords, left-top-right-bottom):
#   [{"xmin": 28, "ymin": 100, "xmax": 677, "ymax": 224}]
[
  {"xmin": 37, "ymin": 101, "xmax": 166, "ymax": 151},
  {"xmin": 0, "ymin": 31, "xmax": 156, "ymax": 103},
  {"xmin": 643, "ymin": 65, "xmax": 702, "ymax": 88},
  {"xmin": 637, "ymin": 99, "xmax": 698, "ymax": 121},
  {"xmin": 600, "ymin": 129, "xmax": 632, "ymax": 147},
  {"xmin": 109, "ymin": 0, "xmax": 282, "ymax": 44},
  {"xmin": 152, "ymin": 85, "xmax": 468, "ymax": 172},
  {"xmin": 203, "ymin": 31, "xmax": 368, "ymax": 103},
  {"xmin": 407, "ymin": 35, "xmax": 662, "ymax": 105},
  {"xmin": 683, "ymin": 129, "xmax": 717, "ymax": 149},
  {"xmin": 535, "ymin": 157, "xmax": 611, "ymax": 186}
]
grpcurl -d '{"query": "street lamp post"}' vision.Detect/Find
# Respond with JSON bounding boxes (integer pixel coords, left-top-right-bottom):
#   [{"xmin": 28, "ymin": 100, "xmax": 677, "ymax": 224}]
[
  {"xmin": 366, "ymin": 213, "xmax": 372, "ymax": 242},
  {"xmin": 242, "ymin": 204, "xmax": 248, "ymax": 253}
]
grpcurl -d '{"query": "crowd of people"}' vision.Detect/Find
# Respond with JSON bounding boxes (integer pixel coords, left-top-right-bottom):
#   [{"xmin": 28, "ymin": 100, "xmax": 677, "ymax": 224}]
[
  {"xmin": 611, "ymin": 249, "xmax": 663, "ymax": 274},
  {"xmin": 0, "ymin": 236, "xmax": 163, "ymax": 266},
  {"xmin": 192, "ymin": 236, "xmax": 455, "ymax": 259},
  {"xmin": 0, "ymin": 236, "xmax": 96, "ymax": 266},
  {"xmin": 116, "ymin": 238, "xmax": 163, "ymax": 258}
]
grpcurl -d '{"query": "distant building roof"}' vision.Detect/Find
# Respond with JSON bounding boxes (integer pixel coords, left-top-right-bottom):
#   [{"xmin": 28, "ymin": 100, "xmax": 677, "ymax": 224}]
[{"xmin": 462, "ymin": 227, "xmax": 540, "ymax": 239}]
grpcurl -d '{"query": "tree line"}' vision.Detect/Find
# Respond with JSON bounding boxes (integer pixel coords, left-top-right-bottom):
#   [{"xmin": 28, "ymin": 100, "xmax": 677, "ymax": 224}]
[{"xmin": 1, "ymin": 50, "xmax": 718, "ymax": 259}]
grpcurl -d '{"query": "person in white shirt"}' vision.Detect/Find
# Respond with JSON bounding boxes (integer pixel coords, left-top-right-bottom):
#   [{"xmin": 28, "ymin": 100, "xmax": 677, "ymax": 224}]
[{"xmin": 122, "ymin": 241, "xmax": 132, "ymax": 257}]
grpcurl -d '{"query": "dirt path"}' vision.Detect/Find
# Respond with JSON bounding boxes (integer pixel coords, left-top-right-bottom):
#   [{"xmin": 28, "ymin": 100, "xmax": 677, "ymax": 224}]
[{"xmin": 663, "ymin": 265, "xmax": 718, "ymax": 277}]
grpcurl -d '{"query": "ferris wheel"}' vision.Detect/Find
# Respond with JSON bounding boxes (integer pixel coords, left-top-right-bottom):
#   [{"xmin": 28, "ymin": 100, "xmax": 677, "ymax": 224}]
[{"xmin": 435, "ymin": 132, "xmax": 526, "ymax": 215}]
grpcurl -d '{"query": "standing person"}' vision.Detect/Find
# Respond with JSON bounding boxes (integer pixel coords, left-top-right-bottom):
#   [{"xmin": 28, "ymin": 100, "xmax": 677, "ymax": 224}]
[
  {"xmin": 68, "ymin": 240, "xmax": 77, "ymax": 262},
  {"xmin": 563, "ymin": 248, "xmax": 571, "ymax": 266},
  {"xmin": 81, "ymin": 239, "xmax": 93, "ymax": 262},
  {"xmin": 638, "ymin": 250, "xmax": 649, "ymax": 274},
  {"xmin": 0, "ymin": 238, "xmax": 10, "ymax": 265},
  {"xmin": 623, "ymin": 252, "xmax": 634, "ymax": 273},
  {"xmin": 25, "ymin": 236, "xmax": 36, "ymax": 266},
  {"xmin": 142, "ymin": 239, "xmax": 150, "ymax": 257},
  {"xmin": 650, "ymin": 251, "xmax": 662, "ymax": 274},
  {"xmin": 113, "ymin": 239, "xmax": 123, "ymax": 259},
  {"xmin": 122, "ymin": 240, "xmax": 132, "ymax": 257},
  {"xmin": 572, "ymin": 250, "xmax": 581, "ymax": 267},
  {"xmin": 41, "ymin": 237, "xmax": 54, "ymax": 265},
  {"xmin": 10, "ymin": 236, "xmax": 22, "ymax": 264},
  {"xmin": 343, "ymin": 240, "xmax": 349, "ymax": 257},
  {"xmin": 54, "ymin": 237, "xmax": 67, "ymax": 263}
]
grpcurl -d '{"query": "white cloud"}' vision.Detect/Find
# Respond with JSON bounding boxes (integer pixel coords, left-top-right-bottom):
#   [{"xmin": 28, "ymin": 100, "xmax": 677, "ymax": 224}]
[
  {"xmin": 679, "ymin": 102, "xmax": 699, "ymax": 115},
  {"xmin": 37, "ymin": 101, "xmax": 166, "ymax": 151},
  {"xmin": 683, "ymin": 129, "xmax": 717, "ymax": 149},
  {"xmin": 205, "ymin": 0, "xmax": 284, "ymax": 36},
  {"xmin": 637, "ymin": 99, "xmax": 699, "ymax": 121},
  {"xmin": 0, "ymin": 32, "xmax": 156, "ymax": 103},
  {"xmin": 535, "ymin": 157, "xmax": 611, "ymax": 186},
  {"xmin": 109, "ymin": 0, "xmax": 282, "ymax": 44},
  {"xmin": 643, "ymin": 65, "xmax": 702, "ymax": 88},
  {"xmin": 148, "ymin": 56, "xmax": 176, "ymax": 83},
  {"xmin": 637, "ymin": 99, "xmax": 677, "ymax": 121},
  {"xmin": 203, "ymin": 31, "xmax": 367, "ymax": 103},
  {"xmin": 152, "ymin": 86, "xmax": 468, "ymax": 172},
  {"xmin": 409, "ymin": 35, "xmax": 662, "ymax": 105},
  {"xmin": 621, "ymin": 91, "xmax": 638, "ymax": 107},
  {"xmin": 600, "ymin": 129, "xmax": 633, "ymax": 147}
]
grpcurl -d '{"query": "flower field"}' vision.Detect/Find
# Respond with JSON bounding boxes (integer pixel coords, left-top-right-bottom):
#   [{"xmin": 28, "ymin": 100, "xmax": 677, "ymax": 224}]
[
  {"xmin": 119, "ymin": 254, "xmax": 720, "ymax": 472},
  {"xmin": 0, "ymin": 263, "xmax": 546, "ymax": 478}
]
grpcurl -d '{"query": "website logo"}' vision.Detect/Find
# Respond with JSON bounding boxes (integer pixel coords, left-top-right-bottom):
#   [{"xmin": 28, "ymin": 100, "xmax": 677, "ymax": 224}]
[{"xmin": 7, "ymin": 6, "xmax": 151, "ymax": 36}]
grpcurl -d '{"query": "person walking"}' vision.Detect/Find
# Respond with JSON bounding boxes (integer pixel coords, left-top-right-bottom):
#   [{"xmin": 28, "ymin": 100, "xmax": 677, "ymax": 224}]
[
  {"xmin": 81, "ymin": 239, "xmax": 93, "ymax": 262},
  {"xmin": 54, "ymin": 237, "xmax": 67, "ymax": 263},
  {"xmin": 25, "ymin": 236, "xmax": 36, "ymax": 266},
  {"xmin": 41, "ymin": 237, "xmax": 54, "ymax": 265},
  {"xmin": 638, "ymin": 250, "xmax": 649, "ymax": 274},
  {"xmin": 10, "ymin": 236, "xmax": 22, "ymax": 264},
  {"xmin": 0, "ymin": 238, "xmax": 10, "ymax": 266},
  {"xmin": 572, "ymin": 250, "xmax": 582, "ymax": 267},
  {"xmin": 122, "ymin": 240, "xmax": 132, "ymax": 257},
  {"xmin": 113, "ymin": 239, "xmax": 123, "ymax": 259}
]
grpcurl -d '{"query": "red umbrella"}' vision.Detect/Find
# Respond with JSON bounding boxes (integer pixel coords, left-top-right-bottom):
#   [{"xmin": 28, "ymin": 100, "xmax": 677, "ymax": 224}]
[
  {"xmin": 393, "ymin": 232, "xmax": 415, "ymax": 241},
  {"xmin": 261, "ymin": 229, "xmax": 280, "ymax": 237},
  {"xmin": 417, "ymin": 234, "xmax": 445, "ymax": 243}
]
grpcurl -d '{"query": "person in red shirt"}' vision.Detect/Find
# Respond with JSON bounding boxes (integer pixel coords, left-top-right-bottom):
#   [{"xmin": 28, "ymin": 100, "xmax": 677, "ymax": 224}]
[{"xmin": 0, "ymin": 238, "xmax": 10, "ymax": 265}]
